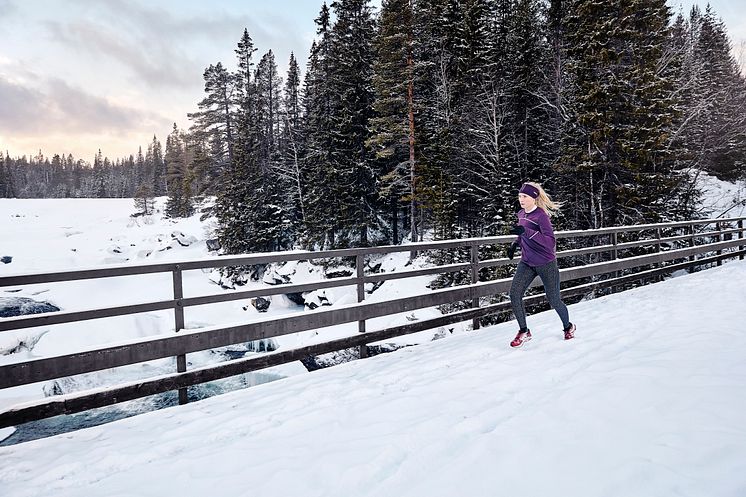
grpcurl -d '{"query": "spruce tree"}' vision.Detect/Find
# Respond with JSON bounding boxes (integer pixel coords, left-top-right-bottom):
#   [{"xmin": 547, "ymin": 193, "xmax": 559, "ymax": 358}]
[
  {"xmin": 213, "ymin": 29, "xmax": 285, "ymax": 282},
  {"xmin": 411, "ymin": 0, "xmax": 459, "ymax": 241},
  {"xmin": 324, "ymin": 0, "xmax": 378, "ymax": 247},
  {"xmin": 164, "ymin": 124, "xmax": 194, "ymax": 218},
  {"xmin": 279, "ymin": 52, "xmax": 305, "ymax": 238},
  {"xmin": 214, "ymin": 29, "xmax": 260, "ymax": 271},
  {"xmin": 145, "ymin": 136, "xmax": 166, "ymax": 196},
  {"xmin": 689, "ymin": 7, "xmax": 746, "ymax": 180},
  {"xmin": 255, "ymin": 50, "xmax": 283, "ymax": 177},
  {"xmin": 302, "ymin": 3, "xmax": 338, "ymax": 248},
  {"xmin": 559, "ymin": 0, "xmax": 690, "ymax": 227},
  {"xmin": 253, "ymin": 49, "xmax": 285, "ymax": 249},
  {"xmin": 134, "ymin": 184, "xmax": 155, "ymax": 215},
  {"xmin": 0, "ymin": 151, "xmax": 16, "ymax": 198},
  {"xmin": 369, "ymin": 0, "xmax": 419, "ymax": 244}
]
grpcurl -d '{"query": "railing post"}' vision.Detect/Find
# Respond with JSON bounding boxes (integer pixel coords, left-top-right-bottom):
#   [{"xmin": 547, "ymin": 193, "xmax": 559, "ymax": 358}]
[
  {"xmin": 470, "ymin": 243, "xmax": 480, "ymax": 330},
  {"xmin": 739, "ymin": 219, "xmax": 744, "ymax": 260},
  {"xmin": 717, "ymin": 222, "xmax": 723, "ymax": 267},
  {"xmin": 356, "ymin": 253, "xmax": 368, "ymax": 358},
  {"xmin": 656, "ymin": 228, "xmax": 662, "ymax": 253},
  {"xmin": 172, "ymin": 266, "xmax": 188, "ymax": 405},
  {"xmin": 610, "ymin": 232, "xmax": 619, "ymax": 291},
  {"xmin": 688, "ymin": 224, "xmax": 695, "ymax": 263}
]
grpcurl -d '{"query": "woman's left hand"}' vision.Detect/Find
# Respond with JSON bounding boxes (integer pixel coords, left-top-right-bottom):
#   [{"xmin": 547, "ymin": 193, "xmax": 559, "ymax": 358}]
[{"xmin": 509, "ymin": 225, "xmax": 525, "ymax": 235}]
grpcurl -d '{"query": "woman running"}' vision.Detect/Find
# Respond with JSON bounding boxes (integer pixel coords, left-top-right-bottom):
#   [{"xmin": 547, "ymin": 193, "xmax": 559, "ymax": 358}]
[{"xmin": 507, "ymin": 182, "xmax": 575, "ymax": 347}]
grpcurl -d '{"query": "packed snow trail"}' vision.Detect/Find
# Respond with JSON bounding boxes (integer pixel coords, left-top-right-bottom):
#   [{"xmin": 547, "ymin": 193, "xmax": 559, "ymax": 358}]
[{"xmin": 2, "ymin": 261, "xmax": 746, "ymax": 497}]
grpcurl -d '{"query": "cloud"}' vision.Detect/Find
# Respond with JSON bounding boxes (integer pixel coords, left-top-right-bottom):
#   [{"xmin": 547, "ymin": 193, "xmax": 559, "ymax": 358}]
[
  {"xmin": 43, "ymin": 0, "xmax": 276, "ymax": 89},
  {"xmin": 0, "ymin": 75, "xmax": 170, "ymax": 135},
  {"xmin": 0, "ymin": 0, "xmax": 17, "ymax": 19},
  {"xmin": 45, "ymin": 20, "xmax": 198, "ymax": 88},
  {"xmin": 43, "ymin": 0, "xmax": 309, "ymax": 89}
]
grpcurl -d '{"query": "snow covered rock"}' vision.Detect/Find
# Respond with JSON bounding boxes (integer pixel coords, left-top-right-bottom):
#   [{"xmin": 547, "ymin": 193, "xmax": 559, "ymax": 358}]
[
  {"xmin": 303, "ymin": 290, "xmax": 332, "ymax": 310},
  {"xmin": 171, "ymin": 231, "xmax": 197, "ymax": 247},
  {"xmin": 251, "ymin": 297, "xmax": 271, "ymax": 313},
  {"xmin": 325, "ymin": 268, "xmax": 353, "ymax": 279},
  {"xmin": 0, "ymin": 296, "xmax": 60, "ymax": 318},
  {"xmin": 206, "ymin": 239, "xmax": 220, "ymax": 252},
  {"xmin": 1, "ymin": 256, "xmax": 11, "ymax": 264},
  {"xmin": 285, "ymin": 292, "xmax": 305, "ymax": 306},
  {"xmin": 263, "ymin": 267, "xmax": 291, "ymax": 285}
]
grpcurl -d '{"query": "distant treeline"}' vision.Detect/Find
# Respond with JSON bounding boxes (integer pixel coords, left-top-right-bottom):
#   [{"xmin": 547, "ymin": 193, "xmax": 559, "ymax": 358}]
[
  {"xmin": 0, "ymin": 138, "xmax": 168, "ymax": 199},
  {"xmin": 2, "ymin": 1, "xmax": 745, "ymax": 257}
]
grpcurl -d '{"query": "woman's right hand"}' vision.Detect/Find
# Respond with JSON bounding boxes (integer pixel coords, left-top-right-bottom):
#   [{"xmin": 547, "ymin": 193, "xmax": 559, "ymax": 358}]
[{"xmin": 507, "ymin": 242, "xmax": 518, "ymax": 260}]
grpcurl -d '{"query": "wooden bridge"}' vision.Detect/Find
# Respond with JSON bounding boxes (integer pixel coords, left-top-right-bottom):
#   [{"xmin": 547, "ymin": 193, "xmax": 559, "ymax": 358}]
[{"xmin": 1, "ymin": 216, "xmax": 744, "ymax": 428}]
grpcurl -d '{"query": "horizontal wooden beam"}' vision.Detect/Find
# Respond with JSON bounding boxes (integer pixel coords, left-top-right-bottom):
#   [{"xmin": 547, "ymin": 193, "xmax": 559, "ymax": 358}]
[
  {"xmin": 182, "ymin": 276, "xmax": 358, "ymax": 308},
  {"xmin": 363, "ymin": 263, "xmax": 472, "ymax": 284},
  {"xmin": 0, "ymin": 299, "xmax": 177, "ymax": 333},
  {"xmin": 2, "ymin": 217, "xmax": 743, "ymax": 288}
]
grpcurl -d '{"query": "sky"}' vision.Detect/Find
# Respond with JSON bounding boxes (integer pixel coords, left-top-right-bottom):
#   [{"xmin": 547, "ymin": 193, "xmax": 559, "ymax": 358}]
[{"xmin": 0, "ymin": 0, "xmax": 743, "ymax": 162}]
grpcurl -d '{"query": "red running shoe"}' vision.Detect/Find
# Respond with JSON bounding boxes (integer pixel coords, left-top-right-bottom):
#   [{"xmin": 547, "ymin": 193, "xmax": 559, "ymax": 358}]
[
  {"xmin": 564, "ymin": 323, "xmax": 576, "ymax": 340},
  {"xmin": 510, "ymin": 330, "xmax": 532, "ymax": 348}
]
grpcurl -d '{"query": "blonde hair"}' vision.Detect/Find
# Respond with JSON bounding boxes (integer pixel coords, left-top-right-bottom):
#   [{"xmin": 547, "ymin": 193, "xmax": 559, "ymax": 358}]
[{"xmin": 526, "ymin": 181, "xmax": 561, "ymax": 217}]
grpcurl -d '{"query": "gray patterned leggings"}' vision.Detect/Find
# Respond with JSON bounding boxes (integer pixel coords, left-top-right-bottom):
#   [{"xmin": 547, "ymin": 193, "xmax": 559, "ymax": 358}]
[{"xmin": 509, "ymin": 260, "xmax": 570, "ymax": 331}]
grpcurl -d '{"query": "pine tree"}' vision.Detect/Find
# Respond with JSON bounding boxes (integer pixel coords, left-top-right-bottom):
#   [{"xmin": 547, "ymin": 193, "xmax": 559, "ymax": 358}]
[
  {"xmin": 369, "ymin": 0, "xmax": 419, "ymax": 244},
  {"xmin": 325, "ymin": 0, "xmax": 378, "ymax": 247},
  {"xmin": 188, "ymin": 62, "xmax": 236, "ymax": 167},
  {"xmin": 145, "ymin": 136, "xmax": 166, "ymax": 196},
  {"xmin": 279, "ymin": 52, "xmax": 306, "ymax": 239},
  {"xmin": 164, "ymin": 124, "xmax": 194, "ymax": 218},
  {"xmin": 302, "ymin": 3, "xmax": 338, "ymax": 248},
  {"xmin": 411, "ymin": 0, "xmax": 459, "ymax": 241},
  {"xmin": 559, "ymin": 0, "xmax": 690, "ymax": 227},
  {"xmin": 93, "ymin": 149, "xmax": 106, "ymax": 198},
  {"xmin": 0, "ymin": 150, "xmax": 16, "ymax": 198},
  {"xmin": 688, "ymin": 7, "xmax": 746, "ymax": 180},
  {"xmin": 134, "ymin": 184, "xmax": 155, "ymax": 215}
]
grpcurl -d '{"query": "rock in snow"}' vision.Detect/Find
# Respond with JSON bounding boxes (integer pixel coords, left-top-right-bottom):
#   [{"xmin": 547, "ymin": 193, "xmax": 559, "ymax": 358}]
[
  {"xmin": 0, "ymin": 297, "xmax": 60, "ymax": 318},
  {"xmin": 251, "ymin": 296, "xmax": 271, "ymax": 312}
]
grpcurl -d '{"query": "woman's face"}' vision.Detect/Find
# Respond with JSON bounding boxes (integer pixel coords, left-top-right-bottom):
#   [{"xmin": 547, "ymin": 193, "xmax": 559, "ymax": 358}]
[{"xmin": 518, "ymin": 193, "xmax": 536, "ymax": 210}]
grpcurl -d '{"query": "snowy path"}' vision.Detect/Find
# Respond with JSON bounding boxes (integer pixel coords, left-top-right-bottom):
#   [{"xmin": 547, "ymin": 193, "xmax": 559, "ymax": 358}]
[{"xmin": 2, "ymin": 261, "xmax": 746, "ymax": 497}]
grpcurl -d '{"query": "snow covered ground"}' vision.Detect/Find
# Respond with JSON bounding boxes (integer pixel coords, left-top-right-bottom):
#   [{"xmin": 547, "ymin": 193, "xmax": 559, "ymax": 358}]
[
  {"xmin": 1, "ymin": 258, "xmax": 745, "ymax": 497},
  {"xmin": 0, "ymin": 197, "xmax": 462, "ymax": 442},
  {"xmin": 695, "ymin": 170, "xmax": 746, "ymax": 218}
]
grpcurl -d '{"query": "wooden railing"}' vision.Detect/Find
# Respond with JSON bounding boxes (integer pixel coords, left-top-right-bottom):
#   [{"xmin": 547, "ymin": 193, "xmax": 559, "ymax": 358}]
[{"xmin": 1, "ymin": 216, "xmax": 744, "ymax": 427}]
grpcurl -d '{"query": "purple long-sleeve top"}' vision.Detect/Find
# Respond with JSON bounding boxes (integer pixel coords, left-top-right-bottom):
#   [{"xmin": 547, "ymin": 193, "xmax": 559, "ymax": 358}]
[{"xmin": 515, "ymin": 207, "xmax": 556, "ymax": 267}]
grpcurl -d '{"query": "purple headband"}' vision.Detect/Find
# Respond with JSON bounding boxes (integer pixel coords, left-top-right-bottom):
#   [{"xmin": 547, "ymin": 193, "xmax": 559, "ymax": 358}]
[{"xmin": 519, "ymin": 183, "xmax": 540, "ymax": 199}]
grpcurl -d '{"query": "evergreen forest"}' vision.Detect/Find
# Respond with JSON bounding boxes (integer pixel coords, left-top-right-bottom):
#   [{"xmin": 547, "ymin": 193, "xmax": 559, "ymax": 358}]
[{"xmin": 2, "ymin": 1, "xmax": 745, "ymax": 256}]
